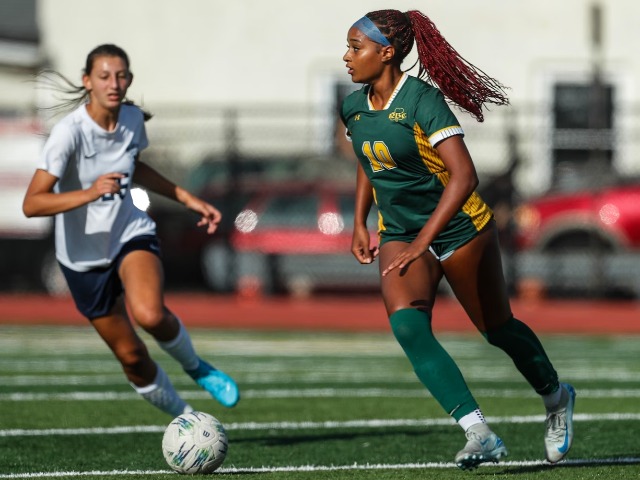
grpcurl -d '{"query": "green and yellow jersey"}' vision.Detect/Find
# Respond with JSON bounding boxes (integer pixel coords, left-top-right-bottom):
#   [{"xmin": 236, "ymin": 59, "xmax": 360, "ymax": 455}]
[{"xmin": 340, "ymin": 74, "xmax": 493, "ymax": 250}]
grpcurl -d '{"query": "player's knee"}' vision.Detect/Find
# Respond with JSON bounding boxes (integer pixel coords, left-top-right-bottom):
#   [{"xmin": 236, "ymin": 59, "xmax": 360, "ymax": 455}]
[
  {"xmin": 391, "ymin": 323, "xmax": 414, "ymax": 348},
  {"xmin": 482, "ymin": 315, "xmax": 516, "ymax": 346},
  {"xmin": 389, "ymin": 308, "xmax": 432, "ymax": 348},
  {"xmin": 131, "ymin": 305, "xmax": 166, "ymax": 331},
  {"xmin": 115, "ymin": 341, "xmax": 151, "ymax": 371}
]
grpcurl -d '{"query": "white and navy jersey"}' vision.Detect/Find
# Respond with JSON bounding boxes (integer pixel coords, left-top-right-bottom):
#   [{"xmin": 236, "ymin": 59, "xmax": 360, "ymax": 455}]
[{"xmin": 38, "ymin": 103, "xmax": 156, "ymax": 272}]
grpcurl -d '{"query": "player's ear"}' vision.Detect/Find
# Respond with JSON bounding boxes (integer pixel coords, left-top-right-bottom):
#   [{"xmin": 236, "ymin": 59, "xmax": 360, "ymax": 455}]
[
  {"xmin": 127, "ymin": 72, "xmax": 134, "ymax": 88},
  {"xmin": 380, "ymin": 45, "xmax": 396, "ymax": 64},
  {"xmin": 82, "ymin": 73, "xmax": 92, "ymax": 92}
]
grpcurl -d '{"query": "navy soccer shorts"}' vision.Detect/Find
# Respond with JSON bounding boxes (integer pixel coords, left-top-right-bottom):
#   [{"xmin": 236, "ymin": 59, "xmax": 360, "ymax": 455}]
[{"xmin": 59, "ymin": 235, "xmax": 161, "ymax": 320}]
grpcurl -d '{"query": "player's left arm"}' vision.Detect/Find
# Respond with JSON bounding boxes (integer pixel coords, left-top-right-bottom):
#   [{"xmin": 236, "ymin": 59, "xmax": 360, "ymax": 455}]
[
  {"xmin": 133, "ymin": 158, "xmax": 222, "ymax": 234},
  {"xmin": 420, "ymin": 135, "xmax": 479, "ymax": 238},
  {"xmin": 382, "ymin": 135, "xmax": 478, "ymax": 276}
]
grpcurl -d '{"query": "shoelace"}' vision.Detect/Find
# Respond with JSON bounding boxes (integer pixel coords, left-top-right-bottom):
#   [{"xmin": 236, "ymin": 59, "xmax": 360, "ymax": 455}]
[
  {"xmin": 546, "ymin": 411, "xmax": 567, "ymax": 442},
  {"xmin": 465, "ymin": 430, "xmax": 481, "ymax": 441}
]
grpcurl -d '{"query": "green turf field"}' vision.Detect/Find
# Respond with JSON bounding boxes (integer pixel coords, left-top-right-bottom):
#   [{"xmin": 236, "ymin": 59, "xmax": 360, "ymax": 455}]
[{"xmin": 0, "ymin": 325, "xmax": 639, "ymax": 479}]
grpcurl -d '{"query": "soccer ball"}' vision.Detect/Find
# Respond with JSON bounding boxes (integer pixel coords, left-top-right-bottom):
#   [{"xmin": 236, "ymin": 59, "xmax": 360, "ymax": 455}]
[{"xmin": 162, "ymin": 411, "xmax": 228, "ymax": 474}]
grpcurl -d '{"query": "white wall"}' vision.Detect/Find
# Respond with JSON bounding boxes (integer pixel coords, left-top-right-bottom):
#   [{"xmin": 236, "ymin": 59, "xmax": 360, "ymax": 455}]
[
  {"xmin": 0, "ymin": 0, "xmax": 629, "ymax": 198},
  {"xmin": 36, "ymin": 0, "xmax": 638, "ymax": 108}
]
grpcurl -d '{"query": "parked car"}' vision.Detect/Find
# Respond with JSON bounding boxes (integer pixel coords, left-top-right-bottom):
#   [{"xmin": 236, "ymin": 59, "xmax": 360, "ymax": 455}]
[
  {"xmin": 200, "ymin": 182, "xmax": 381, "ymax": 296},
  {"xmin": 514, "ymin": 181, "xmax": 640, "ymax": 252},
  {"xmin": 512, "ymin": 179, "xmax": 640, "ymax": 297},
  {"xmin": 148, "ymin": 155, "xmax": 320, "ymax": 290},
  {"xmin": 148, "ymin": 186, "xmax": 253, "ymax": 291},
  {"xmin": 153, "ymin": 154, "xmax": 455, "ymax": 297}
]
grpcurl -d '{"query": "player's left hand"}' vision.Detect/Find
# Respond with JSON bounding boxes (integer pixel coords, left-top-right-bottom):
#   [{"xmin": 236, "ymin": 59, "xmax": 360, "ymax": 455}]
[
  {"xmin": 381, "ymin": 242, "xmax": 428, "ymax": 276},
  {"xmin": 185, "ymin": 196, "xmax": 222, "ymax": 234}
]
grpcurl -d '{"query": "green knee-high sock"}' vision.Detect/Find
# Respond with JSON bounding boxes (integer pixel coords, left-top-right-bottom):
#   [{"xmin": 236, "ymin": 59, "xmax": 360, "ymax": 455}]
[
  {"xmin": 483, "ymin": 316, "xmax": 559, "ymax": 395},
  {"xmin": 389, "ymin": 308, "xmax": 477, "ymax": 420}
]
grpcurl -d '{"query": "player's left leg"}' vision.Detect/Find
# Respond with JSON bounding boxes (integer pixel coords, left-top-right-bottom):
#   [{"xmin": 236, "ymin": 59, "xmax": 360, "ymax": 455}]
[
  {"xmin": 118, "ymin": 248, "xmax": 239, "ymax": 408},
  {"xmin": 443, "ymin": 221, "xmax": 575, "ymax": 462}
]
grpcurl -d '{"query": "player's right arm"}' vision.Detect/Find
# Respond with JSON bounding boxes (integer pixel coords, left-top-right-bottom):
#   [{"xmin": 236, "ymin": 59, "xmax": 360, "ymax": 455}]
[
  {"xmin": 351, "ymin": 162, "xmax": 378, "ymax": 264},
  {"xmin": 23, "ymin": 169, "xmax": 125, "ymax": 217}
]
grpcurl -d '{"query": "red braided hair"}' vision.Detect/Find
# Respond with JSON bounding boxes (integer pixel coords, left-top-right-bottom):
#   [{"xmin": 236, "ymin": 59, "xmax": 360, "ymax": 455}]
[{"xmin": 366, "ymin": 9, "xmax": 509, "ymax": 122}]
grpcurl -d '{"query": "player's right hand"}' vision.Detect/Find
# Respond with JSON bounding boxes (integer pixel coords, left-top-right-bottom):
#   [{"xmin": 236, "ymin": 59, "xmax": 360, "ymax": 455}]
[
  {"xmin": 90, "ymin": 173, "xmax": 126, "ymax": 199},
  {"xmin": 351, "ymin": 226, "xmax": 379, "ymax": 264}
]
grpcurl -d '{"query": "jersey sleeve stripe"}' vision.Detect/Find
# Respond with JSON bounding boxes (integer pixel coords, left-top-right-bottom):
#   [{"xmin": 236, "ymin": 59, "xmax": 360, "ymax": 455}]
[{"xmin": 428, "ymin": 126, "xmax": 464, "ymax": 146}]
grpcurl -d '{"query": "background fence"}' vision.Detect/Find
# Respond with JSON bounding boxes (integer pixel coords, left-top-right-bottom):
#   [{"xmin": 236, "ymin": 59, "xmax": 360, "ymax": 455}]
[{"xmin": 2, "ymin": 101, "xmax": 640, "ymax": 298}]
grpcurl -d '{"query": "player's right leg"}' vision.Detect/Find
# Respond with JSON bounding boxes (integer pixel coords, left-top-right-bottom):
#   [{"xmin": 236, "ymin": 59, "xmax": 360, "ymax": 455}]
[
  {"xmin": 117, "ymin": 245, "xmax": 239, "ymax": 408},
  {"xmin": 379, "ymin": 241, "xmax": 507, "ymax": 470},
  {"xmin": 91, "ymin": 298, "xmax": 192, "ymax": 416},
  {"xmin": 59, "ymin": 258, "xmax": 191, "ymax": 416},
  {"xmin": 454, "ymin": 422, "xmax": 508, "ymax": 470}
]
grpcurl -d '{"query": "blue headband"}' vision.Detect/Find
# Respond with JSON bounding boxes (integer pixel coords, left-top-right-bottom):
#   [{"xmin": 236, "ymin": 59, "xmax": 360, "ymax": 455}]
[{"xmin": 352, "ymin": 16, "xmax": 391, "ymax": 46}]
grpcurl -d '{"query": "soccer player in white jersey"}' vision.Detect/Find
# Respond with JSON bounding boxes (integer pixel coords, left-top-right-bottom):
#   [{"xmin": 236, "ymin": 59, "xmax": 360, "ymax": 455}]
[{"xmin": 23, "ymin": 44, "xmax": 239, "ymax": 416}]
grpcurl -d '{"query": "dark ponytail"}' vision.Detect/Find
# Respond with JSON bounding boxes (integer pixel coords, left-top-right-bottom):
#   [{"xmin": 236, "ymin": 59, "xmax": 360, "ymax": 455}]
[{"xmin": 35, "ymin": 43, "xmax": 152, "ymax": 121}]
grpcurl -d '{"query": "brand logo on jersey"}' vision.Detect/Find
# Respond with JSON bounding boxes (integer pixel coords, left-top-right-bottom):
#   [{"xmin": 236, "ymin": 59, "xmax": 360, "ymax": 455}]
[
  {"xmin": 354, "ymin": 114, "xmax": 361, "ymax": 121},
  {"xmin": 388, "ymin": 108, "xmax": 407, "ymax": 122}
]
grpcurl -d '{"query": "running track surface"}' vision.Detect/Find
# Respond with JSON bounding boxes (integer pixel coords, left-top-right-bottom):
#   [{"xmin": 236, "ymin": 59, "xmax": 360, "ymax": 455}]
[{"xmin": 1, "ymin": 294, "xmax": 639, "ymax": 333}]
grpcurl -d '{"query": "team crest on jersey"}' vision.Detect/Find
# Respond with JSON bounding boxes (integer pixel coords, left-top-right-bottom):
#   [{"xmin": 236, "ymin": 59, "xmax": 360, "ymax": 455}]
[{"xmin": 388, "ymin": 108, "xmax": 407, "ymax": 122}]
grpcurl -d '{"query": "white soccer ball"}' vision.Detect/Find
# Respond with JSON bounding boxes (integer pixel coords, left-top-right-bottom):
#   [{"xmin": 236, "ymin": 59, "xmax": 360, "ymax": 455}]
[{"xmin": 162, "ymin": 411, "xmax": 228, "ymax": 474}]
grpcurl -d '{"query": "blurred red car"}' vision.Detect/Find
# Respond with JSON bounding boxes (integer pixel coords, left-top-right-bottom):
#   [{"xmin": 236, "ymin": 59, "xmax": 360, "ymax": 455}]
[
  {"xmin": 514, "ymin": 181, "xmax": 640, "ymax": 253},
  {"xmin": 232, "ymin": 183, "xmax": 358, "ymax": 254},
  {"xmin": 201, "ymin": 182, "xmax": 381, "ymax": 296},
  {"xmin": 512, "ymin": 180, "xmax": 640, "ymax": 298}
]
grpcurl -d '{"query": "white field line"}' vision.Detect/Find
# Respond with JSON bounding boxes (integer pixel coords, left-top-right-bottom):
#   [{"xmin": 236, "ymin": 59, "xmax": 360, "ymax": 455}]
[
  {"xmin": 1, "ymin": 457, "xmax": 640, "ymax": 478},
  {"xmin": 3, "ymin": 387, "xmax": 640, "ymax": 402},
  {"xmin": 2, "ymin": 369, "xmax": 640, "ymax": 384},
  {"xmin": 1, "ymin": 412, "xmax": 639, "ymax": 438}
]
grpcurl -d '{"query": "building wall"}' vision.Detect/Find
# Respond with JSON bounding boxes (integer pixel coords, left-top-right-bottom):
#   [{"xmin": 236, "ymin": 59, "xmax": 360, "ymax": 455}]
[
  {"xmin": 0, "ymin": 0, "xmax": 634, "ymax": 197},
  {"xmin": 35, "ymin": 0, "xmax": 638, "ymax": 108}
]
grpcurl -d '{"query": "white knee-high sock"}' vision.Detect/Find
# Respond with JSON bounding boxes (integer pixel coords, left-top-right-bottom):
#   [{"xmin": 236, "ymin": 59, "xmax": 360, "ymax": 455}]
[
  {"xmin": 131, "ymin": 364, "xmax": 193, "ymax": 416},
  {"xmin": 157, "ymin": 319, "xmax": 200, "ymax": 371}
]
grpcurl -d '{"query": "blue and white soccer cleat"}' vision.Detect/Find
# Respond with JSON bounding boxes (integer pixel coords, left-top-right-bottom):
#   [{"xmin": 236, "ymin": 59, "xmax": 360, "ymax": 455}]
[
  {"xmin": 186, "ymin": 358, "xmax": 240, "ymax": 408},
  {"xmin": 544, "ymin": 382, "xmax": 576, "ymax": 463},
  {"xmin": 455, "ymin": 423, "xmax": 508, "ymax": 470}
]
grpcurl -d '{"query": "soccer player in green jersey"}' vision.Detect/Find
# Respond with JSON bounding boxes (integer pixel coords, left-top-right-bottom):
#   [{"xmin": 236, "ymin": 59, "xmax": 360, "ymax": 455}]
[{"xmin": 341, "ymin": 10, "xmax": 575, "ymax": 470}]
